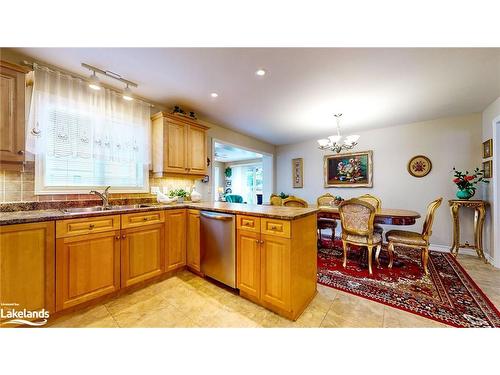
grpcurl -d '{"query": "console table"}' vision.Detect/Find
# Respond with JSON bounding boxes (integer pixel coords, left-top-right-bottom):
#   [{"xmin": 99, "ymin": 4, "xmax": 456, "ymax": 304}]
[{"xmin": 449, "ymin": 199, "xmax": 488, "ymax": 262}]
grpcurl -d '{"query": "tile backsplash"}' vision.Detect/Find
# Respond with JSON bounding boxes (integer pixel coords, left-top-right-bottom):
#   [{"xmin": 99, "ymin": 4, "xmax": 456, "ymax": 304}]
[{"xmin": 0, "ymin": 163, "xmax": 200, "ymax": 203}]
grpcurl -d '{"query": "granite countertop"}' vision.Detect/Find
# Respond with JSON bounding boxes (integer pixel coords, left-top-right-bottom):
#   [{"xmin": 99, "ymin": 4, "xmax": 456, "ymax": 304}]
[{"xmin": 0, "ymin": 202, "xmax": 319, "ymax": 225}]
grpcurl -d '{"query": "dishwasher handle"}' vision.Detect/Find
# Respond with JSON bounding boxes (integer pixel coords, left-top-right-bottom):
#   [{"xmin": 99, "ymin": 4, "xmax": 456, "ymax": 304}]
[{"xmin": 200, "ymin": 211, "xmax": 234, "ymax": 221}]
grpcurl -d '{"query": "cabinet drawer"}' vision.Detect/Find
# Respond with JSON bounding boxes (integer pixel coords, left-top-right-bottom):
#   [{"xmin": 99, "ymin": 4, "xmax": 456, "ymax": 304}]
[
  {"xmin": 237, "ymin": 215, "xmax": 261, "ymax": 233},
  {"xmin": 56, "ymin": 215, "xmax": 121, "ymax": 238},
  {"xmin": 121, "ymin": 211, "xmax": 165, "ymax": 229},
  {"xmin": 261, "ymin": 218, "xmax": 291, "ymax": 238}
]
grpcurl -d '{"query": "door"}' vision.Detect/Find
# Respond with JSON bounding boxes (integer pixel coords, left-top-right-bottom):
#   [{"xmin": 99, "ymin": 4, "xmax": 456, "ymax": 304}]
[
  {"xmin": 121, "ymin": 223, "xmax": 165, "ymax": 288},
  {"xmin": 164, "ymin": 121, "xmax": 187, "ymax": 173},
  {"xmin": 236, "ymin": 229, "xmax": 261, "ymax": 299},
  {"xmin": 56, "ymin": 230, "xmax": 120, "ymax": 311},
  {"xmin": 0, "ymin": 63, "xmax": 26, "ymax": 163},
  {"xmin": 165, "ymin": 209, "xmax": 187, "ymax": 271},
  {"xmin": 0, "ymin": 222, "xmax": 55, "ymax": 324},
  {"xmin": 187, "ymin": 209, "xmax": 201, "ymax": 272},
  {"xmin": 260, "ymin": 234, "xmax": 291, "ymax": 311},
  {"xmin": 187, "ymin": 124, "xmax": 207, "ymax": 174}
]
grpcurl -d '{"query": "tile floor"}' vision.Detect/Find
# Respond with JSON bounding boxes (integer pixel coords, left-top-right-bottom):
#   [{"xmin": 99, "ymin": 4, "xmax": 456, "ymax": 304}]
[{"xmin": 48, "ymin": 254, "xmax": 500, "ymax": 328}]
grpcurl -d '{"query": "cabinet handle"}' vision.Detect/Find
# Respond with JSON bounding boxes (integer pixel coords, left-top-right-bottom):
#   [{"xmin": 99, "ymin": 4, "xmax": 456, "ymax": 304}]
[
  {"xmin": 17, "ymin": 150, "xmax": 25, "ymax": 155},
  {"xmin": 89, "ymin": 224, "xmax": 95, "ymax": 230},
  {"xmin": 143, "ymin": 217, "xmax": 149, "ymax": 221}
]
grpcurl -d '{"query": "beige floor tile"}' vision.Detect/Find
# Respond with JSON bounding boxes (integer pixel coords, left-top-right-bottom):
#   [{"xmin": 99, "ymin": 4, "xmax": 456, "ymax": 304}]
[
  {"xmin": 49, "ymin": 305, "xmax": 118, "ymax": 328},
  {"xmin": 382, "ymin": 306, "xmax": 447, "ymax": 328}
]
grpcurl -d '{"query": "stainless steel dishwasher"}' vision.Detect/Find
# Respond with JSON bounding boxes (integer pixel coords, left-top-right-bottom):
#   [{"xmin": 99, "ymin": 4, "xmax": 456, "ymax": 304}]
[{"xmin": 200, "ymin": 211, "xmax": 236, "ymax": 288}]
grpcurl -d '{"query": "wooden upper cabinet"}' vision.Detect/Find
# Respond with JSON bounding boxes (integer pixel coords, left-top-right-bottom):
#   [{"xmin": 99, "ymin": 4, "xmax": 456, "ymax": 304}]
[
  {"xmin": 0, "ymin": 222, "xmax": 55, "ymax": 324},
  {"xmin": 0, "ymin": 60, "xmax": 30, "ymax": 167},
  {"xmin": 151, "ymin": 112, "xmax": 209, "ymax": 177}
]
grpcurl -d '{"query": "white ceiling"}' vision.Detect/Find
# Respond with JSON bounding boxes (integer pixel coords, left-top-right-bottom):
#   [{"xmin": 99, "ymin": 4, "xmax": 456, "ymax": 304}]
[
  {"xmin": 214, "ymin": 142, "xmax": 262, "ymax": 163},
  {"xmin": 15, "ymin": 48, "xmax": 500, "ymax": 145}
]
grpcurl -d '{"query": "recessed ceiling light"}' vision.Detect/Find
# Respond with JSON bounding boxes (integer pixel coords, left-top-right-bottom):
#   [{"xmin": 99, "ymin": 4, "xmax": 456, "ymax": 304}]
[
  {"xmin": 255, "ymin": 69, "xmax": 266, "ymax": 76},
  {"xmin": 210, "ymin": 92, "xmax": 219, "ymax": 98}
]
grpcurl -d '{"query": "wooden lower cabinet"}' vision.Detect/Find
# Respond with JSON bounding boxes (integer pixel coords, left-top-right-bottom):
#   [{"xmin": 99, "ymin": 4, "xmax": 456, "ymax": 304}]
[
  {"xmin": 237, "ymin": 229, "xmax": 261, "ymax": 299},
  {"xmin": 121, "ymin": 223, "xmax": 165, "ymax": 288},
  {"xmin": 0, "ymin": 222, "xmax": 55, "ymax": 324},
  {"xmin": 165, "ymin": 209, "xmax": 187, "ymax": 271},
  {"xmin": 186, "ymin": 209, "xmax": 201, "ymax": 272},
  {"xmin": 56, "ymin": 230, "xmax": 121, "ymax": 311}
]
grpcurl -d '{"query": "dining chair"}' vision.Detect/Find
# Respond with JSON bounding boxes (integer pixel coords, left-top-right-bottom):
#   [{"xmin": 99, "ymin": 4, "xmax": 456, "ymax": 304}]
[
  {"xmin": 339, "ymin": 198, "xmax": 382, "ymax": 275},
  {"xmin": 383, "ymin": 197, "xmax": 443, "ymax": 275},
  {"xmin": 316, "ymin": 193, "xmax": 337, "ymax": 246},
  {"xmin": 270, "ymin": 194, "xmax": 283, "ymax": 206},
  {"xmin": 283, "ymin": 197, "xmax": 308, "ymax": 208},
  {"xmin": 358, "ymin": 194, "xmax": 384, "ymax": 237}
]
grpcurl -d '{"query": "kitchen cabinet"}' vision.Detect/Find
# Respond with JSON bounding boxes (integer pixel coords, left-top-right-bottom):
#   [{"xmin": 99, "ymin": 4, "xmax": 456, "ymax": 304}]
[
  {"xmin": 56, "ymin": 229, "xmax": 121, "ymax": 311},
  {"xmin": 165, "ymin": 209, "xmax": 187, "ymax": 271},
  {"xmin": 186, "ymin": 209, "xmax": 201, "ymax": 273},
  {"xmin": 151, "ymin": 111, "xmax": 209, "ymax": 177},
  {"xmin": 0, "ymin": 222, "xmax": 55, "ymax": 323},
  {"xmin": 0, "ymin": 60, "xmax": 30, "ymax": 169},
  {"xmin": 236, "ymin": 213, "xmax": 317, "ymax": 320}
]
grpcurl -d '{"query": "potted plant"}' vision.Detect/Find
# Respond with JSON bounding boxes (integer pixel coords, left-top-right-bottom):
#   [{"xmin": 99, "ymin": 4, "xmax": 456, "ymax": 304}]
[
  {"xmin": 169, "ymin": 188, "xmax": 188, "ymax": 203},
  {"xmin": 452, "ymin": 167, "xmax": 489, "ymax": 200},
  {"xmin": 224, "ymin": 167, "xmax": 232, "ymax": 178}
]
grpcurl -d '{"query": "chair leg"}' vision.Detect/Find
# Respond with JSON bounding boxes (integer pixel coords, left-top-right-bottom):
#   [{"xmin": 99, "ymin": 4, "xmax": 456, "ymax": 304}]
[
  {"xmin": 387, "ymin": 241, "xmax": 394, "ymax": 269},
  {"xmin": 422, "ymin": 247, "xmax": 429, "ymax": 275},
  {"xmin": 367, "ymin": 246, "xmax": 373, "ymax": 275},
  {"xmin": 342, "ymin": 241, "xmax": 348, "ymax": 268},
  {"xmin": 375, "ymin": 244, "xmax": 382, "ymax": 267}
]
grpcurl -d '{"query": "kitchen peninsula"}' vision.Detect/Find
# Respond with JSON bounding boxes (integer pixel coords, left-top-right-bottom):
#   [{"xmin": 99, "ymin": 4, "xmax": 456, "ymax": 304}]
[{"xmin": 0, "ymin": 202, "xmax": 318, "ymax": 323}]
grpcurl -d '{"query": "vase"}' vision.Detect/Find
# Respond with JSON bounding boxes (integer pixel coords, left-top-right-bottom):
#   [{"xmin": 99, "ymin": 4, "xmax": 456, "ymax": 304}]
[{"xmin": 456, "ymin": 189, "xmax": 474, "ymax": 200}]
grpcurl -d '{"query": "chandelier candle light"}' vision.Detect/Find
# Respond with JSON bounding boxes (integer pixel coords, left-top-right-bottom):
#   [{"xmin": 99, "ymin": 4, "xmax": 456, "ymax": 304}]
[{"xmin": 317, "ymin": 114, "xmax": 360, "ymax": 153}]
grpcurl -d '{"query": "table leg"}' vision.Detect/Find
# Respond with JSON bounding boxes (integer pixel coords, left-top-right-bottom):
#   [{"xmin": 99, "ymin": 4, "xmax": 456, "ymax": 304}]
[
  {"xmin": 474, "ymin": 205, "xmax": 487, "ymax": 263},
  {"xmin": 450, "ymin": 203, "xmax": 460, "ymax": 256}
]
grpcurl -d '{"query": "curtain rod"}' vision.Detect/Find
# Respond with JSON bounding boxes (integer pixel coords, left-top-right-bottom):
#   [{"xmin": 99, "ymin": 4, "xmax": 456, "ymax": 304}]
[{"xmin": 22, "ymin": 60, "xmax": 156, "ymax": 108}]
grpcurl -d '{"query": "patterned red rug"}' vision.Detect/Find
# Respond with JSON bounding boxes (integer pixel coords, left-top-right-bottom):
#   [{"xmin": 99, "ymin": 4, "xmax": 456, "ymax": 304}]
[{"xmin": 317, "ymin": 237, "xmax": 500, "ymax": 328}]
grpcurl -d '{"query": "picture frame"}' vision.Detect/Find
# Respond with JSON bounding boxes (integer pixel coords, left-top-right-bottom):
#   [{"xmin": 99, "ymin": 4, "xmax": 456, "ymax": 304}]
[
  {"xmin": 483, "ymin": 160, "xmax": 492, "ymax": 178},
  {"xmin": 292, "ymin": 158, "xmax": 303, "ymax": 188},
  {"xmin": 407, "ymin": 155, "xmax": 432, "ymax": 178},
  {"xmin": 483, "ymin": 139, "xmax": 493, "ymax": 158},
  {"xmin": 324, "ymin": 150, "xmax": 373, "ymax": 188}
]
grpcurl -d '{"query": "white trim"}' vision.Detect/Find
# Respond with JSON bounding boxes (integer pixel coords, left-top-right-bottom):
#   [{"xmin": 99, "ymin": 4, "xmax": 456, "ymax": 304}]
[
  {"xmin": 429, "ymin": 243, "xmax": 494, "ymax": 264},
  {"xmin": 493, "ymin": 116, "xmax": 500, "ymax": 269}
]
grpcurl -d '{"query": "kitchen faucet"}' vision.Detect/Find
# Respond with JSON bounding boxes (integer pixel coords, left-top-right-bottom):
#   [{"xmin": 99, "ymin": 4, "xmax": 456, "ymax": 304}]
[{"xmin": 89, "ymin": 186, "xmax": 111, "ymax": 209}]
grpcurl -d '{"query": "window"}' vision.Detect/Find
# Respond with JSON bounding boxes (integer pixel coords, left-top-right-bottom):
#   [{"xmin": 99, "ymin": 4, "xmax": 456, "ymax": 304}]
[
  {"xmin": 230, "ymin": 163, "xmax": 263, "ymax": 204},
  {"xmin": 28, "ymin": 65, "xmax": 151, "ymax": 194}
]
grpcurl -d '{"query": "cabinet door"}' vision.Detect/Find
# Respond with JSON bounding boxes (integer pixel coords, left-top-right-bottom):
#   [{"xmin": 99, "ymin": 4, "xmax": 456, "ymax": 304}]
[
  {"xmin": 165, "ymin": 209, "xmax": 187, "ymax": 271},
  {"xmin": 237, "ymin": 229, "xmax": 261, "ymax": 299},
  {"xmin": 164, "ymin": 121, "xmax": 187, "ymax": 173},
  {"xmin": 0, "ymin": 63, "xmax": 26, "ymax": 163},
  {"xmin": 56, "ymin": 230, "xmax": 120, "ymax": 311},
  {"xmin": 0, "ymin": 222, "xmax": 55, "ymax": 324},
  {"xmin": 186, "ymin": 209, "xmax": 201, "ymax": 272},
  {"xmin": 260, "ymin": 234, "xmax": 291, "ymax": 311},
  {"xmin": 121, "ymin": 223, "xmax": 165, "ymax": 288},
  {"xmin": 187, "ymin": 124, "xmax": 207, "ymax": 174}
]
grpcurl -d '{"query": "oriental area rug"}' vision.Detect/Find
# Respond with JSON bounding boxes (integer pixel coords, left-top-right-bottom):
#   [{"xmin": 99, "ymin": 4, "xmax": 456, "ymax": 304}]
[{"xmin": 317, "ymin": 237, "xmax": 500, "ymax": 328}]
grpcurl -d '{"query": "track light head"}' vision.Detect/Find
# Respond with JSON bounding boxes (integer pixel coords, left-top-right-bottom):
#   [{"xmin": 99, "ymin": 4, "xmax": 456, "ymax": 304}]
[
  {"xmin": 122, "ymin": 84, "xmax": 134, "ymax": 101},
  {"xmin": 88, "ymin": 71, "xmax": 101, "ymax": 90}
]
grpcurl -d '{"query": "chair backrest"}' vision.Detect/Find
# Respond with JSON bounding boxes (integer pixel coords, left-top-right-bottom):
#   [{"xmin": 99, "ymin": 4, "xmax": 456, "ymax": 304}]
[
  {"xmin": 270, "ymin": 194, "xmax": 283, "ymax": 206},
  {"xmin": 283, "ymin": 197, "xmax": 308, "ymax": 208},
  {"xmin": 338, "ymin": 198, "xmax": 376, "ymax": 237},
  {"xmin": 225, "ymin": 194, "xmax": 243, "ymax": 203},
  {"xmin": 317, "ymin": 193, "xmax": 335, "ymax": 207},
  {"xmin": 421, "ymin": 197, "xmax": 443, "ymax": 240},
  {"xmin": 358, "ymin": 194, "xmax": 382, "ymax": 210}
]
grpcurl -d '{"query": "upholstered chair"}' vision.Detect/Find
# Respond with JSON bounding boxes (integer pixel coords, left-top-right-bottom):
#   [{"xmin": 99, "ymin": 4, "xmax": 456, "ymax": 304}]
[
  {"xmin": 384, "ymin": 198, "xmax": 443, "ymax": 275},
  {"xmin": 316, "ymin": 193, "xmax": 337, "ymax": 246},
  {"xmin": 283, "ymin": 197, "xmax": 308, "ymax": 208},
  {"xmin": 225, "ymin": 194, "xmax": 244, "ymax": 203},
  {"xmin": 358, "ymin": 194, "xmax": 384, "ymax": 237},
  {"xmin": 338, "ymin": 198, "xmax": 382, "ymax": 275},
  {"xmin": 270, "ymin": 194, "xmax": 283, "ymax": 206}
]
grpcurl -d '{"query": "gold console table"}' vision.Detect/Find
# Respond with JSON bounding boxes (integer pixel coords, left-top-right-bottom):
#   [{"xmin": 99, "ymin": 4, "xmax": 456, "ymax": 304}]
[{"xmin": 449, "ymin": 199, "xmax": 488, "ymax": 262}]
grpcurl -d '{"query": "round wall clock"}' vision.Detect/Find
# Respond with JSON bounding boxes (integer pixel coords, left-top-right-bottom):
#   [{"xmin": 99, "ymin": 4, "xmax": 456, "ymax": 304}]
[{"xmin": 408, "ymin": 155, "xmax": 432, "ymax": 178}]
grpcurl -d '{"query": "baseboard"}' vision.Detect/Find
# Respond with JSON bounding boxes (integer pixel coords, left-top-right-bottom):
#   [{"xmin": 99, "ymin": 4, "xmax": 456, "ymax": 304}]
[{"xmin": 429, "ymin": 243, "xmax": 495, "ymax": 266}]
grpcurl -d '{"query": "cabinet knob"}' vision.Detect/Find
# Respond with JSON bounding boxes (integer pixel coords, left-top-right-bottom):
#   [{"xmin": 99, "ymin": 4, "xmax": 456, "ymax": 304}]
[
  {"xmin": 260, "ymin": 240, "xmax": 264, "ymax": 244},
  {"xmin": 17, "ymin": 150, "xmax": 25, "ymax": 155},
  {"xmin": 143, "ymin": 217, "xmax": 149, "ymax": 221},
  {"xmin": 115, "ymin": 235, "xmax": 120, "ymax": 240},
  {"xmin": 122, "ymin": 234, "xmax": 126, "ymax": 239},
  {"xmin": 255, "ymin": 239, "xmax": 260, "ymax": 243},
  {"xmin": 89, "ymin": 224, "xmax": 95, "ymax": 230}
]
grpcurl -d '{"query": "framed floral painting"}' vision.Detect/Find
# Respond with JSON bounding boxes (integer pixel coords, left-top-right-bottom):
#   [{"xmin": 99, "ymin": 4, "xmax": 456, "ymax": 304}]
[
  {"xmin": 324, "ymin": 151, "xmax": 373, "ymax": 188},
  {"xmin": 407, "ymin": 155, "xmax": 432, "ymax": 178}
]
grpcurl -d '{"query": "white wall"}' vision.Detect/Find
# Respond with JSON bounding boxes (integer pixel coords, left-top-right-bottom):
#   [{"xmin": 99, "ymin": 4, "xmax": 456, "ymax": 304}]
[
  {"xmin": 276, "ymin": 113, "xmax": 483, "ymax": 249},
  {"xmin": 482, "ymin": 97, "xmax": 500, "ymax": 264}
]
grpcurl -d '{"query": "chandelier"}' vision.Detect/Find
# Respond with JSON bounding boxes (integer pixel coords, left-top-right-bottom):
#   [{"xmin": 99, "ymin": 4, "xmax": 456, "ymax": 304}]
[{"xmin": 317, "ymin": 114, "xmax": 360, "ymax": 153}]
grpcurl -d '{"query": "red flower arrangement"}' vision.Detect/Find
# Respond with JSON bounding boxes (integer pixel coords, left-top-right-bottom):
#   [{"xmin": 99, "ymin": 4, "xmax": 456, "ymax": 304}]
[{"xmin": 452, "ymin": 167, "xmax": 488, "ymax": 198}]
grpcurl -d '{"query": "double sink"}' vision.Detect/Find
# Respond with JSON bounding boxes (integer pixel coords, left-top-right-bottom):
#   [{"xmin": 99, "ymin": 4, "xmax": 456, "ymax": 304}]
[{"xmin": 60, "ymin": 204, "xmax": 157, "ymax": 214}]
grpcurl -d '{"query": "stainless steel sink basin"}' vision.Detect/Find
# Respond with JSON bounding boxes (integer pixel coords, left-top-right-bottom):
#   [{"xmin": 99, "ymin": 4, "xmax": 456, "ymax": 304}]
[{"xmin": 61, "ymin": 204, "xmax": 155, "ymax": 214}]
